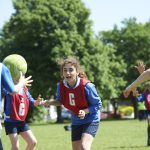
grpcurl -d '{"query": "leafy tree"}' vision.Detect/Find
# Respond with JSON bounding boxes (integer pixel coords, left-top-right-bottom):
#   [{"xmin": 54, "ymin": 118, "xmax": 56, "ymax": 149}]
[
  {"xmin": 99, "ymin": 18, "xmax": 150, "ymax": 118},
  {"xmin": 0, "ymin": 0, "xmax": 126, "ymax": 122},
  {"xmin": 81, "ymin": 39, "xmax": 126, "ymax": 100},
  {"xmin": 99, "ymin": 18, "xmax": 150, "ymax": 83},
  {"xmin": 0, "ymin": 0, "xmax": 93, "ymax": 96}
]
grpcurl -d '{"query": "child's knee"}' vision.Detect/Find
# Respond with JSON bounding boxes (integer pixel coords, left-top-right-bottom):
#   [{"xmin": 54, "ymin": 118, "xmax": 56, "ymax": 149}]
[
  {"xmin": 31, "ymin": 139, "xmax": 37, "ymax": 147},
  {"xmin": 12, "ymin": 145, "xmax": 19, "ymax": 150},
  {"xmin": 28, "ymin": 139, "xmax": 37, "ymax": 148}
]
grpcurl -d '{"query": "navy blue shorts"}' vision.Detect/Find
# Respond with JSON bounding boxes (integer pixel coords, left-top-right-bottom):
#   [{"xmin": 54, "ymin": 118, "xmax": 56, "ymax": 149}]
[
  {"xmin": 4, "ymin": 121, "xmax": 30, "ymax": 135},
  {"xmin": 71, "ymin": 122, "xmax": 100, "ymax": 141},
  {"xmin": 146, "ymin": 110, "xmax": 150, "ymax": 118}
]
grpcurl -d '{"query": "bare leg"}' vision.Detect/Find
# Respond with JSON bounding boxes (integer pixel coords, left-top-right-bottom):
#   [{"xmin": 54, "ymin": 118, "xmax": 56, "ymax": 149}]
[
  {"xmin": 72, "ymin": 140, "xmax": 82, "ymax": 150},
  {"xmin": 0, "ymin": 129, "xmax": 3, "ymax": 150},
  {"xmin": 20, "ymin": 130, "xmax": 37, "ymax": 150},
  {"xmin": 8, "ymin": 133, "xmax": 19, "ymax": 150},
  {"xmin": 72, "ymin": 133, "xmax": 94, "ymax": 150},
  {"xmin": 147, "ymin": 116, "xmax": 150, "ymax": 146},
  {"xmin": 81, "ymin": 133, "xmax": 94, "ymax": 150}
]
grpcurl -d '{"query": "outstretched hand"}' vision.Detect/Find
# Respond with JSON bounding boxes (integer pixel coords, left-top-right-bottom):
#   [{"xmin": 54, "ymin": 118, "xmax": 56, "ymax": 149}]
[
  {"xmin": 19, "ymin": 72, "xmax": 33, "ymax": 87},
  {"xmin": 124, "ymin": 61, "xmax": 145, "ymax": 98},
  {"xmin": 134, "ymin": 61, "xmax": 145, "ymax": 74},
  {"xmin": 14, "ymin": 72, "xmax": 33, "ymax": 93}
]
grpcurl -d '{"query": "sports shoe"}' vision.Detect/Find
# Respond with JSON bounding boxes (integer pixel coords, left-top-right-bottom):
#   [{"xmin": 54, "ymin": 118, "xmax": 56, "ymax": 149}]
[{"xmin": 64, "ymin": 125, "xmax": 71, "ymax": 131}]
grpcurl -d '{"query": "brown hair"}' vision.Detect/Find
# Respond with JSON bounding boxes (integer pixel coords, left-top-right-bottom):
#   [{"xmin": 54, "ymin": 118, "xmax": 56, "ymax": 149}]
[
  {"xmin": 78, "ymin": 70, "xmax": 88, "ymax": 79},
  {"xmin": 59, "ymin": 57, "xmax": 87, "ymax": 79}
]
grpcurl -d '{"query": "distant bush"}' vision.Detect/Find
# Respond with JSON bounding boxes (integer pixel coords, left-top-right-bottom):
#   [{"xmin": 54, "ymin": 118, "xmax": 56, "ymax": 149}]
[{"xmin": 119, "ymin": 106, "xmax": 134, "ymax": 116}]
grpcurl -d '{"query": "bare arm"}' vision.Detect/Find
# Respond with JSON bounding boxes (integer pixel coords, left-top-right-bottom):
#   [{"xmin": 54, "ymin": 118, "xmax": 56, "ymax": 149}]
[
  {"xmin": 130, "ymin": 69, "xmax": 150, "ymax": 88},
  {"xmin": 124, "ymin": 69, "xmax": 150, "ymax": 97},
  {"xmin": 49, "ymin": 100, "xmax": 62, "ymax": 106},
  {"xmin": 44, "ymin": 100, "xmax": 62, "ymax": 107}
]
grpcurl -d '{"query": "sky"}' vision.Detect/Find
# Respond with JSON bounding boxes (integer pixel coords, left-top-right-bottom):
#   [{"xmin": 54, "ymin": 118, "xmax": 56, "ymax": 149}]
[{"xmin": 0, "ymin": 0, "xmax": 150, "ymax": 34}]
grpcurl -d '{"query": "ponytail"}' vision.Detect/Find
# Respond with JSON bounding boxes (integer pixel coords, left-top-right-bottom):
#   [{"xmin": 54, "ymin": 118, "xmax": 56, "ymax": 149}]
[{"xmin": 78, "ymin": 71, "xmax": 88, "ymax": 79}]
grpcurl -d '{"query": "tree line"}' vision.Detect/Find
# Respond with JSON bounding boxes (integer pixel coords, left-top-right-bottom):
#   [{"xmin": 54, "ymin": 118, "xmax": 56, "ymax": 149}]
[{"xmin": 0, "ymin": 0, "xmax": 150, "ymax": 122}]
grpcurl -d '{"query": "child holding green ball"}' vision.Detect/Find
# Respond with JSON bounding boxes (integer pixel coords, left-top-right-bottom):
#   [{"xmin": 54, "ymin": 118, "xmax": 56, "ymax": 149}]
[
  {"xmin": 0, "ymin": 61, "xmax": 33, "ymax": 150},
  {"xmin": 2, "ymin": 54, "xmax": 44, "ymax": 150}
]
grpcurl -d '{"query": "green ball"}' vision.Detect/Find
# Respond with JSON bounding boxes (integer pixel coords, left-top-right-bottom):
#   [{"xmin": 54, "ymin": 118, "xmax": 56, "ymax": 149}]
[{"xmin": 3, "ymin": 54, "xmax": 27, "ymax": 81}]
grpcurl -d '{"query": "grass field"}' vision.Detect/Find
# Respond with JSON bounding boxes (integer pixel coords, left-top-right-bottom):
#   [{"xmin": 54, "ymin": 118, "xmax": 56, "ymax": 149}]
[{"xmin": 1, "ymin": 119, "xmax": 150, "ymax": 150}]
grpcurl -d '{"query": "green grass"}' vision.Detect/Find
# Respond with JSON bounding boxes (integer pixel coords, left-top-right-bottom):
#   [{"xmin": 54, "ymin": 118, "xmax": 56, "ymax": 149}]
[{"xmin": 1, "ymin": 119, "xmax": 149, "ymax": 150}]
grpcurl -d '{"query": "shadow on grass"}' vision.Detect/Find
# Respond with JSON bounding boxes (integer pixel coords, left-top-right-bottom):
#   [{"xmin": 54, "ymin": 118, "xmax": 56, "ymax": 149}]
[
  {"xmin": 101, "ymin": 118, "xmax": 135, "ymax": 122},
  {"xmin": 19, "ymin": 118, "xmax": 136, "ymax": 127},
  {"xmin": 28, "ymin": 121, "xmax": 71, "ymax": 126},
  {"xmin": 107, "ymin": 145, "xmax": 148, "ymax": 149}
]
